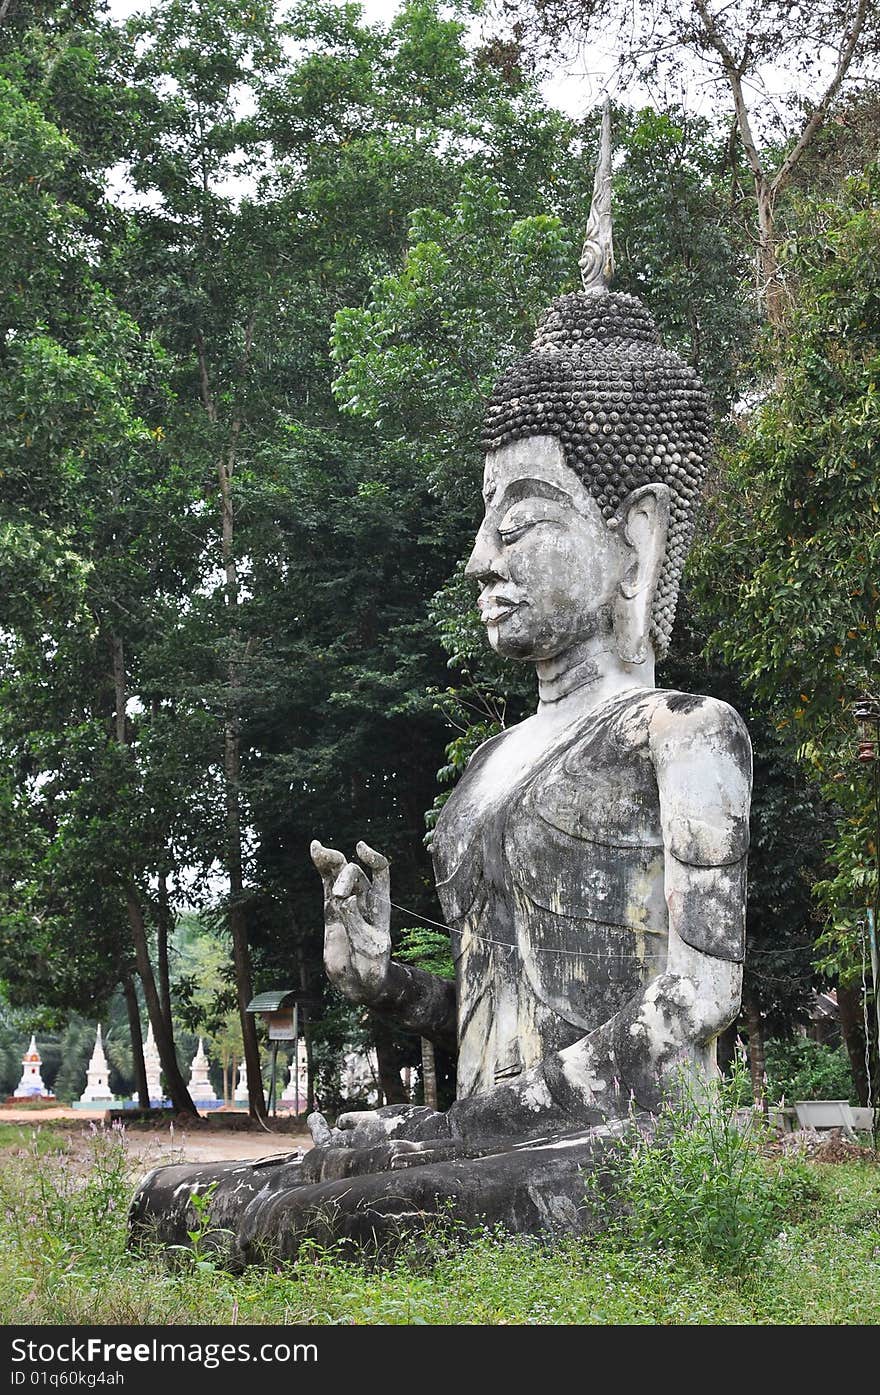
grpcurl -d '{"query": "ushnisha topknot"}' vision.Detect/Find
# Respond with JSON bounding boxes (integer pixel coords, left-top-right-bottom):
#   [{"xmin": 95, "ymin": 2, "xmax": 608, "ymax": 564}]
[{"xmin": 481, "ymin": 101, "xmax": 710, "ymax": 661}]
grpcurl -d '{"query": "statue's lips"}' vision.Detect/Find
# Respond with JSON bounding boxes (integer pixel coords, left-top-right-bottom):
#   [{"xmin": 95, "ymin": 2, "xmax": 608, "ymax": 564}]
[{"xmin": 479, "ymin": 597, "xmax": 525, "ymax": 624}]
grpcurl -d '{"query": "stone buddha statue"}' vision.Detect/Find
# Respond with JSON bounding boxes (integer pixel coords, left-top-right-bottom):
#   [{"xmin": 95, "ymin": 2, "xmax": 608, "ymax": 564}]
[{"xmin": 131, "ymin": 107, "xmax": 751, "ymax": 1260}]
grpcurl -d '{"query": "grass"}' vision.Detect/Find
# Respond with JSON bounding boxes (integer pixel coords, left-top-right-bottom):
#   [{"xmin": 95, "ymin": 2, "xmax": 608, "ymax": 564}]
[
  {"xmin": 0, "ymin": 1123, "xmax": 72, "ymax": 1156},
  {"xmin": 0, "ymin": 1123, "xmax": 877, "ymax": 1324}
]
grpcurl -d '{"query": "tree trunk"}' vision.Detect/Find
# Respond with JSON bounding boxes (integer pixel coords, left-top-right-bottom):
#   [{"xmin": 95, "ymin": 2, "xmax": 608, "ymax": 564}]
[
  {"xmin": 693, "ymin": 0, "xmax": 870, "ymax": 335},
  {"xmin": 122, "ymin": 971, "xmax": 149, "ymax": 1110},
  {"xmin": 421, "ymin": 1036, "xmax": 438, "ymax": 1110},
  {"xmin": 223, "ymin": 627, "xmax": 264, "ymax": 1119},
  {"xmin": 230, "ymin": 881, "xmax": 265, "ymax": 1118},
  {"xmin": 838, "ymin": 981, "xmax": 871, "ymax": 1107},
  {"xmin": 110, "ymin": 631, "xmax": 197, "ymax": 1117},
  {"xmin": 156, "ymin": 869, "xmax": 174, "ymax": 1036},
  {"xmin": 294, "ymin": 938, "xmax": 314, "ymax": 1112},
  {"xmin": 126, "ymin": 889, "xmax": 197, "ymax": 1115},
  {"xmin": 755, "ymin": 178, "xmax": 783, "ymax": 331},
  {"xmin": 744, "ymin": 994, "xmax": 766, "ymax": 1113},
  {"xmin": 201, "ymin": 324, "xmax": 266, "ymax": 1122},
  {"xmin": 371, "ymin": 1016, "xmax": 408, "ymax": 1105}
]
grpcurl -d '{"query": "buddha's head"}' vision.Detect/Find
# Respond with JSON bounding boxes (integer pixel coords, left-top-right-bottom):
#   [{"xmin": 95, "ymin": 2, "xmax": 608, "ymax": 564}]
[{"xmin": 466, "ymin": 105, "xmax": 710, "ymax": 671}]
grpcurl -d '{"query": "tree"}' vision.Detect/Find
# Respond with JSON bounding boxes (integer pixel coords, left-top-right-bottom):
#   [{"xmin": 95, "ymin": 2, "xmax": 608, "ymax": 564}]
[
  {"xmin": 396, "ymin": 925, "xmax": 454, "ymax": 1108},
  {"xmin": 492, "ymin": 0, "xmax": 879, "ymax": 326},
  {"xmin": 110, "ymin": 0, "xmax": 296, "ymax": 1118},
  {"xmin": 0, "ymin": 4, "xmax": 202, "ymax": 1113},
  {"xmin": 695, "ymin": 166, "xmax": 880, "ymax": 1097}
]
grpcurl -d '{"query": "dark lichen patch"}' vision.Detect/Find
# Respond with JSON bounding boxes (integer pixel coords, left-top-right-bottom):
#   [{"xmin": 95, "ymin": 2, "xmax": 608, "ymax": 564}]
[{"xmin": 664, "ymin": 693, "xmax": 707, "ymax": 715}]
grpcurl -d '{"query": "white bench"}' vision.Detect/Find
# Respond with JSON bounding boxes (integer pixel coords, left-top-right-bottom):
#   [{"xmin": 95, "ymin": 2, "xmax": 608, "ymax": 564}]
[{"xmin": 794, "ymin": 1100, "xmax": 856, "ymax": 1140}]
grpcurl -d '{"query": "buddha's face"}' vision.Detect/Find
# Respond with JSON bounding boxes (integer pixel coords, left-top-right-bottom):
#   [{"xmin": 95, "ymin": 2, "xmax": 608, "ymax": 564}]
[{"xmin": 465, "ymin": 435, "xmax": 626, "ymax": 662}]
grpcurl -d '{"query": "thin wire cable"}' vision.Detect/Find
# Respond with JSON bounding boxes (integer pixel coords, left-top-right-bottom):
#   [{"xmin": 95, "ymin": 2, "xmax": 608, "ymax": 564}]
[{"xmin": 383, "ymin": 896, "xmax": 663, "ymax": 961}]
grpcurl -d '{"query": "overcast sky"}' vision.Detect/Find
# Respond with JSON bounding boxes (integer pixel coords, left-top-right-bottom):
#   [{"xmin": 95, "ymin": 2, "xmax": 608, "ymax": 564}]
[{"xmin": 103, "ymin": 0, "xmax": 660, "ymax": 121}]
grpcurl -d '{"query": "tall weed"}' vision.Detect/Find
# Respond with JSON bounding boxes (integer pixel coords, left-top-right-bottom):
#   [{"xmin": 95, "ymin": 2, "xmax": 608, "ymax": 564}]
[{"xmin": 587, "ymin": 1063, "xmax": 819, "ymax": 1273}]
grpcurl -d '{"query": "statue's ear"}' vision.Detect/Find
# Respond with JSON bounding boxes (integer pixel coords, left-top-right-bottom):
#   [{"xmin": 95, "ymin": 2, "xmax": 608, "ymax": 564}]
[{"xmin": 611, "ymin": 484, "xmax": 670, "ymax": 664}]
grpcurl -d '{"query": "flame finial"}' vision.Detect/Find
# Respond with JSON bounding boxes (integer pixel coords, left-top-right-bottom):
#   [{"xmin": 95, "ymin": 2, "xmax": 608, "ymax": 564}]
[{"xmin": 579, "ymin": 97, "xmax": 614, "ymax": 292}]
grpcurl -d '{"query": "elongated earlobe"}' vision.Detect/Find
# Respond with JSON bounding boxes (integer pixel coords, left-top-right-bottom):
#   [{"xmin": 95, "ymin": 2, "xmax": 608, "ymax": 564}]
[{"xmin": 612, "ymin": 485, "xmax": 670, "ymax": 665}]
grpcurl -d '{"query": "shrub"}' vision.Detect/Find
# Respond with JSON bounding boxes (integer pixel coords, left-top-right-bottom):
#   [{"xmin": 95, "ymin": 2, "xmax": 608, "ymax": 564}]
[
  {"xmin": 587, "ymin": 1065, "xmax": 820, "ymax": 1274},
  {"xmin": 763, "ymin": 1037, "xmax": 856, "ymax": 1105}
]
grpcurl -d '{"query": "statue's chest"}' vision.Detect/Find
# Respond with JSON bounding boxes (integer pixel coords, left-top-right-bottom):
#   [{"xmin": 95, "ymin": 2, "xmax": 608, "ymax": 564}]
[
  {"xmin": 432, "ymin": 691, "xmax": 664, "ymax": 917},
  {"xmin": 431, "ymin": 690, "xmax": 670, "ymax": 1094}
]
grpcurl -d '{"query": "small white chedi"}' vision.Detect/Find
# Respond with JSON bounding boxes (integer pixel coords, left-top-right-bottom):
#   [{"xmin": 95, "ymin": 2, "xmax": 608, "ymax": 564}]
[
  {"xmin": 187, "ymin": 1037, "xmax": 219, "ymax": 1104},
  {"xmin": 13, "ymin": 1035, "xmax": 54, "ymax": 1099},
  {"xmin": 234, "ymin": 1059, "xmax": 249, "ymax": 1103},
  {"xmin": 78, "ymin": 1024, "xmax": 114, "ymax": 1104},
  {"xmin": 143, "ymin": 1022, "xmax": 165, "ymax": 1104}
]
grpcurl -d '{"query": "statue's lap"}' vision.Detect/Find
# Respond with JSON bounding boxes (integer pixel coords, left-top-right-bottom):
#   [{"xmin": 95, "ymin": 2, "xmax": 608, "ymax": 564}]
[{"xmin": 130, "ymin": 1125, "xmax": 625, "ymax": 1265}]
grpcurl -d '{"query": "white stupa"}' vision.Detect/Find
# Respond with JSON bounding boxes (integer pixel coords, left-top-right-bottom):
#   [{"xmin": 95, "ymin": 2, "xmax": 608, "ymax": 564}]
[
  {"xmin": 279, "ymin": 1053, "xmax": 308, "ymax": 1112},
  {"xmin": 78, "ymin": 1024, "xmax": 114, "ymax": 1103},
  {"xmin": 13, "ymin": 1035, "xmax": 54, "ymax": 1099},
  {"xmin": 233, "ymin": 1059, "xmax": 249, "ymax": 1104},
  {"xmin": 143, "ymin": 1022, "xmax": 164, "ymax": 1103},
  {"xmin": 187, "ymin": 1038, "xmax": 219, "ymax": 1104}
]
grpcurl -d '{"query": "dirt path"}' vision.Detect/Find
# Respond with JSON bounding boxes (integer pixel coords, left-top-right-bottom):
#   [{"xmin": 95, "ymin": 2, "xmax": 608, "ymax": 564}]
[
  {"xmin": 123, "ymin": 1126, "xmax": 312, "ymax": 1169},
  {"xmin": 1, "ymin": 1111, "xmax": 312, "ymax": 1169}
]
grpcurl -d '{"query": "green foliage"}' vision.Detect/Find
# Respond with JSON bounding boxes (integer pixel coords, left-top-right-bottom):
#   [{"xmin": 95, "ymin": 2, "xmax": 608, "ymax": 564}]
[
  {"xmin": 696, "ymin": 166, "xmax": 880, "ymax": 972},
  {"xmin": 0, "ymin": 1123, "xmax": 132, "ymax": 1305},
  {"xmin": 763, "ymin": 1037, "xmax": 857, "ymax": 1105},
  {"xmin": 1, "ymin": 1122, "xmax": 877, "ymax": 1323},
  {"xmin": 331, "ymin": 175, "xmax": 574, "ymax": 482},
  {"xmin": 168, "ymin": 1183, "xmax": 235, "ymax": 1274},
  {"xmin": 588, "ymin": 1065, "xmax": 819, "ymax": 1274},
  {"xmin": 396, "ymin": 925, "xmax": 454, "ymax": 979}
]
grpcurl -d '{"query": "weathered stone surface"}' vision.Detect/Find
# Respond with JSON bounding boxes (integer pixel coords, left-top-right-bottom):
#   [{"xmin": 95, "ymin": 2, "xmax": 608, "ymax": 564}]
[{"xmin": 130, "ymin": 1126, "xmax": 629, "ymax": 1266}]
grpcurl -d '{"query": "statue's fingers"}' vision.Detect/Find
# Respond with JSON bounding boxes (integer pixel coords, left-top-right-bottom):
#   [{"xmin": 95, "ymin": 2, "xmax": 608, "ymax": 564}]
[
  {"xmin": 323, "ymin": 916, "xmax": 357, "ymax": 993},
  {"xmin": 336, "ymin": 1110, "xmax": 374, "ymax": 1132},
  {"xmin": 332, "ymin": 861, "xmax": 371, "ymax": 905},
  {"xmin": 310, "ymin": 840, "xmax": 346, "ymax": 899},
  {"xmin": 307, "ymin": 1111, "xmax": 333, "ymax": 1147},
  {"xmin": 357, "ymin": 841, "xmax": 390, "ymax": 926},
  {"xmin": 356, "ymin": 841, "xmax": 388, "ymax": 873},
  {"xmin": 335, "ymin": 891, "xmax": 389, "ymax": 985},
  {"xmin": 334, "ymin": 889, "xmax": 373, "ymax": 947}
]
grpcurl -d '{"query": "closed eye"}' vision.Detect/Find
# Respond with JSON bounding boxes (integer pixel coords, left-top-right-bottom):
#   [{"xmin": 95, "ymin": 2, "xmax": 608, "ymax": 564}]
[
  {"xmin": 498, "ymin": 505, "xmax": 565, "ymax": 543},
  {"xmin": 499, "ymin": 521, "xmax": 536, "ymax": 543}
]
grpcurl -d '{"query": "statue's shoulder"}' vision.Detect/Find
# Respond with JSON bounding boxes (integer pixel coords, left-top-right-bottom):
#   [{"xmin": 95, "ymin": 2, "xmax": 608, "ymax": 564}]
[
  {"xmin": 647, "ymin": 690, "xmax": 751, "ymax": 770},
  {"xmin": 646, "ymin": 690, "xmax": 751, "ymax": 866}
]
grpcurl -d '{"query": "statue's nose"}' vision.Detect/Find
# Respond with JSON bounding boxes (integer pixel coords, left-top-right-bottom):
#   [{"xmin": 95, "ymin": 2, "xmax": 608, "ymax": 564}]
[{"xmin": 465, "ymin": 520, "xmax": 508, "ymax": 584}]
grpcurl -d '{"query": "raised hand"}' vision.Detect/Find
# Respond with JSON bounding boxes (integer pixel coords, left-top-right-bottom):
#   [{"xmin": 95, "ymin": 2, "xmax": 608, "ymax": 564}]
[{"xmin": 310, "ymin": 838, "xmax": 392, "ymax": 1004}]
